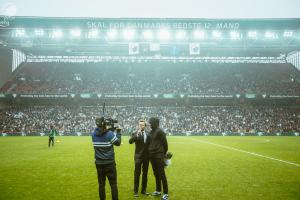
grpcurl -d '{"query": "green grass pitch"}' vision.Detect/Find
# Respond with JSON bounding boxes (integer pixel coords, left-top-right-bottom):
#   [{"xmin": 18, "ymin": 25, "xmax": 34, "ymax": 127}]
[{"xmin": 0, "ymin": 136, "xmax": 299, "ymax": 200}]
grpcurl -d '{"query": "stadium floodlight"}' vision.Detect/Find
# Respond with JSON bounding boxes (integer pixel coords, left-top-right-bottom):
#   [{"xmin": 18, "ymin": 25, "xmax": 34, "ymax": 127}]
[
  {"xmin": 87, "ymin": 29, "xmax": 99, "ymax": 39},
  {"xmin": 247, "ymin": 31, "xmax": 257, "ymax": 39},
  {"xmin": 70, "ymin": 29, "xmax": 81, "ymax": 38},
  {"xmin": 123, "ymin": 29, "xmax": 135, "ymax": 40},
  {"xmin": 283, "ymin": 31, "xmax": 293, "ymax": 38},
  {"xmin": 193, "ymin": 30, "xmax": 205, "ymax": 40},
  {"xmin": 175, "ymin": 31, "xmax": 187, "ymax": 40},
  {"xmin": 143, "ymin": 30, "xmax": 154, "ymax": 40},
  {"xmin": 158, "ymin": 29, "xmax": 170, "ymax": 41},
  {"xmin": 107, "ymin": 29, "xmax": 118, "ymax": 40},
  {"xmin": 15, "ymin": 29, "xmax": 26, "ymax": 37},
  {"xmin": 51, "ymin": 29, "xmax": 63, "ymax": 39},
  {"xmin": 230, "ymin": 31, "xmax": 240, "ymax": 40},
  {"xmin": 265, "ymin": 31, "xmax": 276, "ymax": 39},
  {"xmin": 34, "ymin": 29, "xmax": 44, "ymax": 37},
  {"xmin": 212, "ymin": 31, "xmax": 222, "ymax": 39}
]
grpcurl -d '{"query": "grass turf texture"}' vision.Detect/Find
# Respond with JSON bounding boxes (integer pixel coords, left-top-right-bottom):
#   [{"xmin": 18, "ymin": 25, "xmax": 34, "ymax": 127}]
[{"xmin": 0, "ymin": 136, "xmax": 299, "ymax": 200}]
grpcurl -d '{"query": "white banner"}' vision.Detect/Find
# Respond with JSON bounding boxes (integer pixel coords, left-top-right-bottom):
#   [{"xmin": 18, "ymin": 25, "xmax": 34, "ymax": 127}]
[{"xmin": 150, "ymin": 43, "xmax": 160, "ymax": 51}]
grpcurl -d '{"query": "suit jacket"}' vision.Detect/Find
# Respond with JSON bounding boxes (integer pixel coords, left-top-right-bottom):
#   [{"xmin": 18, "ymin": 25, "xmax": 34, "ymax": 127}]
[{"xmin": 129, "ymin": 130, "xmax": 149, "ymax": 161}]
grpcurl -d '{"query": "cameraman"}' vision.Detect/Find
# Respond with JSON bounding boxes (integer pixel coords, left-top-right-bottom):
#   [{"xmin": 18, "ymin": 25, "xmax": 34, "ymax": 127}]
[
  {"xmin": 148, "ymin": 117, "xmax": 169, "ymax": 200},
  {"xmin": 92, "ymin": 117, "xmax": 121, "ymax": 200},
  {"xmin": 129, "ymin": 120, "xmax": 150, "ymax": 197}
]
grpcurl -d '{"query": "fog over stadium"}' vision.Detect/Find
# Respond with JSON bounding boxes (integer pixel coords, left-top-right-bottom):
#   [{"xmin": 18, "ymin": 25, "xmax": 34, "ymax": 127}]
[
  {"xmin": 1, "ymin": 0, "xmax": 300, "ymax": 18},
  {"xmin": 0, "ymin": 1, "xmax": 300, "ymax": 200}
]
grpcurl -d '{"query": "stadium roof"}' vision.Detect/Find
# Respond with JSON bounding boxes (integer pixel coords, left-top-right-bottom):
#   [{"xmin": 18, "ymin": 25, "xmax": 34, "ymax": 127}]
[
  {"xmin": 1, "ymin": 17, "xmax": 300, "ymax": 30},
  {"xmin": 0, "ymin": 17, "xmax": 299, "ymax": 56}
]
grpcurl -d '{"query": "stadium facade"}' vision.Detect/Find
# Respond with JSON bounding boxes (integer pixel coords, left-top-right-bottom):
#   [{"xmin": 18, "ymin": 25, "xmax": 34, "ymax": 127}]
[{"xmin": 0, "ymin": 17, "xmax": 299, "ymax": 136}]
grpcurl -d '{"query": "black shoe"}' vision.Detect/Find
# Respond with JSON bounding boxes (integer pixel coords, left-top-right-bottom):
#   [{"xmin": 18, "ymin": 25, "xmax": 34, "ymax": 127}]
[
  {"xmin": 134, "ymin": 192, "xmax": 139, "ymax": 197},
  {"xmin": 141, "ymin": 191, "xmax": 150, "ymax": 195}
]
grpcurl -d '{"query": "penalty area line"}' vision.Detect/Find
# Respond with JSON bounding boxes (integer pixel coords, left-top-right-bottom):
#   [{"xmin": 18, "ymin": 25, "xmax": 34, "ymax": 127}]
[{"xmin": 187, "ymin": 138, "xmax": 300, "ymax": 168}]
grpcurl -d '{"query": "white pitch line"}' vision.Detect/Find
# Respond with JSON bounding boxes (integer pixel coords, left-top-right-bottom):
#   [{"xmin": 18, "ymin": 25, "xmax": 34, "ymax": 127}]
[{"xmin": 187, "ymin": 138, "xmax": 300, "ymax": 168}]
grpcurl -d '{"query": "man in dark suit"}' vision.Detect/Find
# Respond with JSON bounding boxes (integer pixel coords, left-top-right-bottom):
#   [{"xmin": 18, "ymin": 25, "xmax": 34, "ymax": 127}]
[{"xmin": 129, "ymin": 120, "xmax": 150, "ymax": 197}]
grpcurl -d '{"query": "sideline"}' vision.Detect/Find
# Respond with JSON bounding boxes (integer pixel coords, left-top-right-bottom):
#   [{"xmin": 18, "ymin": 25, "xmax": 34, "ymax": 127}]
[{"xmin": 186, "ymin": 138, "xmax": 300, "ymax": 168}]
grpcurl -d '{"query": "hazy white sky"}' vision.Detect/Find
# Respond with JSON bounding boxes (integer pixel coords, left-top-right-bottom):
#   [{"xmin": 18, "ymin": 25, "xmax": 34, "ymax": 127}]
[{"xmin": 0, "ymin": 0, "xmax": 300, "ymax": 18}]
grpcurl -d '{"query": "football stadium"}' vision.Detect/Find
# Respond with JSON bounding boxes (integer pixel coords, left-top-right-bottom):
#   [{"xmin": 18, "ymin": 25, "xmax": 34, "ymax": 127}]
[{"xmin": 0, "ymin": 2, "xmax": 300, "ymax": 200}]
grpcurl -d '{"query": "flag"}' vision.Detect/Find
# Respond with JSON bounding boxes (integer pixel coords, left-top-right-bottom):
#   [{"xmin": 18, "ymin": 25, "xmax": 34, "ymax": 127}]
[
  {"xmin": 129, "ymin": 43, "xmax": 139, "ymax": 55},
  {"xmin": 189, "ymin": 43, "xmax": 200, "ymax": 55},
  {"xmin": 150, "ymin": 43, "xmax": 160, "ymax": 52}
]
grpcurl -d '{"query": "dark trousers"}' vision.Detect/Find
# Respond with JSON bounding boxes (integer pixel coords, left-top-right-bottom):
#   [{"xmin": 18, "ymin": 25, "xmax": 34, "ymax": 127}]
[
  {"xmin": 96, "ymin": 163, "xmax": 118, "ymax": 200},
  {"xmin": 150, "ymin": 157, "xmax": 168, "ymax": 194},
  {"xmin": 134, "ymin": 158, "xmax": 149, "ymax": 193},
  {"xmin": 48, "ymin": 137, "xmax": 54, "ymax": 147}
]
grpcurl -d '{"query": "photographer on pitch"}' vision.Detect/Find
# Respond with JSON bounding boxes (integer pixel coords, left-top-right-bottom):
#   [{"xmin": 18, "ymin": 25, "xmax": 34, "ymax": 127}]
[
  {"xmin": 129, "ymin": 120, "xmax": 150, "ymax": 197},
  {"xmin": 148, "ymin": 117, "xmax": 169, "ymax": 200},
  {"xmin": 92, "ymin": 117, "xmax": 121, "ymax": 200}
]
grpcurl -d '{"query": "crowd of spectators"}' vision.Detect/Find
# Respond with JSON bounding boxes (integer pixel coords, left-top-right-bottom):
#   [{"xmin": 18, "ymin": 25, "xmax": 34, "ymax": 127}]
[
  {"xmin": 1, "ymin": 63, "xmax": 299, "ymax": 136},
  {"xmin": 1, "ymin": 106, "xmax": 299, "ymax": 135},
  {"xmin": 1, "ymin": 63, "xmax": 299, "ymax": 95}
]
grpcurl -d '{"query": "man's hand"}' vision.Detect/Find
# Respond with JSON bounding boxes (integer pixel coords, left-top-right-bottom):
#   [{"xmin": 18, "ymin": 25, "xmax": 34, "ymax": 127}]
[{"xmin": 137, "ymin": 130, "xmax": 142, "ymax": 136}]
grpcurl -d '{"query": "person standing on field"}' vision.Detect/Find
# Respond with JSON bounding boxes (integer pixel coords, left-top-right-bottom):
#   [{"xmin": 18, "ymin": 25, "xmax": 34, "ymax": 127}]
[{"xmin": 48, "ymin": 125, "xmax": 58, "ymax": 147}]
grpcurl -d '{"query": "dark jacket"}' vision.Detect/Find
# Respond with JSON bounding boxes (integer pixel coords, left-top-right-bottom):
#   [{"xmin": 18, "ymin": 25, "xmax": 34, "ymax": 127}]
[
  {"xmin": 129, "ymin": 131, "xmax": 149, "ymax": 161},
  {"xmin": 91, "ymin": 127, "xmax": 121, "ymax": 165},
  {"xmin": 148, "ymin": 118, "xmax": 168, "ymax": 159}
]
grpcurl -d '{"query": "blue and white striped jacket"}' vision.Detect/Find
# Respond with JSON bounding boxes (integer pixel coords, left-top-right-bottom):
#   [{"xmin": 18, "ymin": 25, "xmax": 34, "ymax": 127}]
[{"xmin": 92, "ymin": 127, "xmax": 121, "ymax": 165}]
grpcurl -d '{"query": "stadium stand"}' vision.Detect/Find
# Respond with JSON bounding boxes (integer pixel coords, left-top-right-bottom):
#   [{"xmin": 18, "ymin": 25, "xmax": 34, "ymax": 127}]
[
  {"xmin": 1, "ymin": 106, "xmax": 299, "ymax": 136},
  {"xmin": 1, "ymin": 63, "xmax": 299, "ymax": 95}
]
